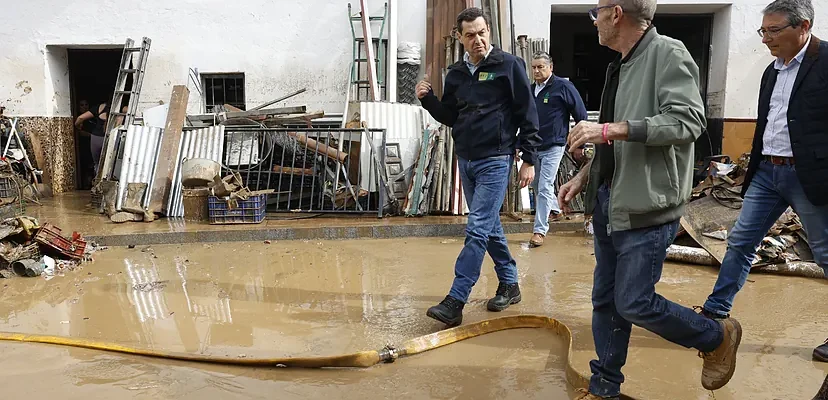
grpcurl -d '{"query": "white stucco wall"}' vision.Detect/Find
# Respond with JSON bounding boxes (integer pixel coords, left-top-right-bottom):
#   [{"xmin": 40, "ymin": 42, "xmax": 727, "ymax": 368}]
[
  {"xmin": 0, "ymin": 0, "xmax": 427, "ymax": 118},
  {"xmin": 0, "ymin": 0, "xmax": 825, "ymax": 120}
]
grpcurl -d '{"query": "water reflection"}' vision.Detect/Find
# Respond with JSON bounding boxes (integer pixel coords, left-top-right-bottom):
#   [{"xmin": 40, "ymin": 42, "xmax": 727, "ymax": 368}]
[{"xmin": 125, "ymin": 259, "xmax": 171, "ymax": 322}]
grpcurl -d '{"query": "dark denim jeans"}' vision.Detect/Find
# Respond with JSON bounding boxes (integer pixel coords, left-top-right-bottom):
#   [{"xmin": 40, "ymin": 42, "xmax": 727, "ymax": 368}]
[
  {"xmin": 448, "ymin": 155, "xmax": 518, "ymax": 303},
  {"xmin": 704, "ymin": 160, "xmax": 828, "ymax": 317},
  {"xmin": 589, "ymin": 184, "xmax": 723, "ymax": 397}
]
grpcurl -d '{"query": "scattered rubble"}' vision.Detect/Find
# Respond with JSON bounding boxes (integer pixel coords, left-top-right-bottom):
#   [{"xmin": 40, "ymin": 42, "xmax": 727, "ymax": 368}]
[
  {"xmin": 0, "ymin": 217, "xmax": 102, "ymax": 279},
  {"xmin": 669, "ymin": 153, "xmax": 820, "ymax": 278}
]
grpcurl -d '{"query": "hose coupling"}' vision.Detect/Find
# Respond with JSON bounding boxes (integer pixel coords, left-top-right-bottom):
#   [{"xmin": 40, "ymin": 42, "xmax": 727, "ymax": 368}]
[{"xmin": 378, "ymin": 345, "xmax": 399, "ymax": 363}]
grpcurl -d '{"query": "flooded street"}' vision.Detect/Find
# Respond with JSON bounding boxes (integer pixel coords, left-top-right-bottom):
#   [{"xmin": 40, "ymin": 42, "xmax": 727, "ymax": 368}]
[{"xmin": 0, "ymin": 234, "xmax": 824, "ymax": 399}]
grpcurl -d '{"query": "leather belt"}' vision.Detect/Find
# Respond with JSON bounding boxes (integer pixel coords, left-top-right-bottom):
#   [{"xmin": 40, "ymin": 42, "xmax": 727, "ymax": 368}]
[{"xmin": 765, "ymin": 155, "xmax": 795, "ymax": 165}]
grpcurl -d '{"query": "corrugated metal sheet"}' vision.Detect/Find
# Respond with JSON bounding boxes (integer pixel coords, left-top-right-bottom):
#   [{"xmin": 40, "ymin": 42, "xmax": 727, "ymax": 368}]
[
  {"xmin": 116, "ymin": 125, "xmax": 164, "ymax": 211},
  {"xmin": 357, "ymin": 102, "xmax": 438, "ymax": 191},
  {"xmin": 167, "ymin": 126, "xmax": 225, "ymax": 217}
]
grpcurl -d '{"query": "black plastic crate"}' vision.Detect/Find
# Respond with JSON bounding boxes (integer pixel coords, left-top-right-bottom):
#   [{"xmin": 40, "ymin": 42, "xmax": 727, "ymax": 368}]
[
  {"xmin": 0, "ymin": 176, "xmax": 20, "ymax": 199},
  {"xmin": 208, "ymin": 194, "xmax": 267, "ymax": 225}
]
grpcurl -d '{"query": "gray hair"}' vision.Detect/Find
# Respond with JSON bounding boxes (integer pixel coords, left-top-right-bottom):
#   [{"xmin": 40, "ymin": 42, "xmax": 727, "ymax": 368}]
[
  {"xmin": 616, "ymin": 0, "xmax": 657, "ymax": 25},
  {"xmin": 532, "ymin": 51, "xmax": 553, "ymax": 65},
  {"xmin": 763, "ymin": 0, "xmax": 814, "ymax": 29}
]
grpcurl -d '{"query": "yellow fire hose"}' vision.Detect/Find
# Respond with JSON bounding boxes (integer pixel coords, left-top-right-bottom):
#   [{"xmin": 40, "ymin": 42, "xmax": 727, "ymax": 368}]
[{"xmin": 0, "ymin": 314, "xmax": 637, "ymax": 400}]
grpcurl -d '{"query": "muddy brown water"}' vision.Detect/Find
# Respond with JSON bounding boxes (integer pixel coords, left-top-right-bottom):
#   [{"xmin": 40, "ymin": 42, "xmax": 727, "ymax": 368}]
[{"xmin": 0, "ymin": 234, "xmax": 824, "ymax": 399}]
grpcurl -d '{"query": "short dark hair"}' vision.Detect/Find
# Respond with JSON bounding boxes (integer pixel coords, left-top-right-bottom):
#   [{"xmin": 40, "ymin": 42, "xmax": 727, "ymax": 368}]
[{"xmin": 456, "ymin": 7, "xmax": 491, "ymax": 33}]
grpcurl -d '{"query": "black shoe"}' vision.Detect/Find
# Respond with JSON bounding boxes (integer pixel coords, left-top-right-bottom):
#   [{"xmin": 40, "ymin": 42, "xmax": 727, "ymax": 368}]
[
  {"xmin": 694, "ymin": 306, "xmax": 728, "ymax": 320},
  {"xmin": 814, "ymin": 339, "xmax": 828, "ymax": 363},
  {"xmin": 487, "ymin": 282, "xmax": 521, "ymax": 311},
  {"xmin": 426, "ymin": 295, "xmax": 464, "ymax": 327}
]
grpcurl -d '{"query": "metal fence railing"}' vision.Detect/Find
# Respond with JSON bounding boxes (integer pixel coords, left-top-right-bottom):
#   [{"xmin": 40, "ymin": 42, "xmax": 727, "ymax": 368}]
[{"xmin": 221, "ymin": 127, "xmax": 389, "ymax": 217}]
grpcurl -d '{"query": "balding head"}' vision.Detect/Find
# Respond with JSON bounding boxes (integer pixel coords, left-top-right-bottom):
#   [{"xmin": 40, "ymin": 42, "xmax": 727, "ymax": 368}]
[{"xmin": 616, "ymin": 0, "xmax": 657, "ymax": 26}]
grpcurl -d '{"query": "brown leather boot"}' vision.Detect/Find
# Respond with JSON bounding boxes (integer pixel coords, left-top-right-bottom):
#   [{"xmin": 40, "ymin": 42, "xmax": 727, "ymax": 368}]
[
  {"xmin": 700, "ymin": 317, "xmax": 742, "ymax": 390},
  {"xmin": 529, "ymin": 233, "xmax": 544, "ymax": 248}
]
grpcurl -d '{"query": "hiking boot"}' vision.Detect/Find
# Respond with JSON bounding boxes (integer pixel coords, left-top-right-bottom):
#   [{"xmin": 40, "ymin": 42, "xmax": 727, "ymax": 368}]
[
  {"xmin": 814, "ymin": 339, "xmax": 828, "ymax": 363},
  {"xmin": 426, "ymin": 295, "xmax": 464, "ymax": 327},
  {"xmin": 487, "ymin": 282, "xmax": 521, "ymax": 311},
  {"xmin": 529, "ymin": 233, "xmax": 544, "ymax": 248},
  {"xmin": 574, "ymin": 388, "xmax": 619, "ymax": 400},
  {"xmin": 700, "ymin": 317, "xmax": 743, "ymax": 390}
]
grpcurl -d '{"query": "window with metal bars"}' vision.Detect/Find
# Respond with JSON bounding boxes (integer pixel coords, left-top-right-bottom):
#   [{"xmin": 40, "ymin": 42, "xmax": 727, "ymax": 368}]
[{"xmin": 202, "ymin": 73, "xmax": 246, "ymax": 113}]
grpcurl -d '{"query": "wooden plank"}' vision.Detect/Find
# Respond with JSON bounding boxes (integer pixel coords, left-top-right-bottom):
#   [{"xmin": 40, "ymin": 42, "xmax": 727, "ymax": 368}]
[
  {"xmin": 287, "ymin": 132, "xmax": 348, "ymax": 163},
  {"xmin": 218, "ymin": 105, "xmax": 307, "ymax": 121},
  {"xmin": 359, "ymin": 0, "xmax": 380, "ymax": 101},
  {"xmin": 272, "ymin": 166, "xmax": 314, "ymax": 175},
  {"xmin": 222, "ymin": 104, "xmax": 244, "ymax": 112},
  {"xmin": 149, "ymin": 85, "xmax": 189, "ymax": 214}
]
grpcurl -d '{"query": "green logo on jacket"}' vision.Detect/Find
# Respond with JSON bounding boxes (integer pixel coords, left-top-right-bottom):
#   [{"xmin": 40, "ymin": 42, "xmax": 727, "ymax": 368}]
[{"xmin": 478, "ymin": 72, "xmax": 496, "ymax": 81}]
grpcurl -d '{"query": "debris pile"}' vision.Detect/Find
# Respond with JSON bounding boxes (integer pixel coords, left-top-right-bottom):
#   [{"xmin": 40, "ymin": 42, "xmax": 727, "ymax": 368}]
[
  {"xmin": 667, "ymin": 153, "xmax": 822, "ymax": 278},
  {"xmin": 0, "ymin": 217, "xmax": 102, "ymax": 279}
]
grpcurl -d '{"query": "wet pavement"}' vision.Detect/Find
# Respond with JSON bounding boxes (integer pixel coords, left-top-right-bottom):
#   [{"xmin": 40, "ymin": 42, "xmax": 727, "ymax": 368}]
[
  {"xmin": 0, "ymin": 234, "xmax": 825, "ymax": 399},
  {"xmin": 30, "ymin": 192, "xmax": 583, "ymax": 246}
]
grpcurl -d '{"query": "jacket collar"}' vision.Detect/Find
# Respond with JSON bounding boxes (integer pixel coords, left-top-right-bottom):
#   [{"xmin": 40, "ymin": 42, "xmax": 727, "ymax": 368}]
[
  {"xmin": 449, "ymin": 46, "xmax": 506, "ymax": 73},
  {"xmin": 624, "ymin": 24, "xmax": 657, "ymax": 63},
  {"xmin": 805, "ymin": 35, "xmax": 822, "ymax": 60},
  {"xmin": 775, "ymin": 34, "xmax": 812, "ymax": 69},
  {"xmin": 532, "ymin": 74, "xmax": 555, "ymax": 89}
]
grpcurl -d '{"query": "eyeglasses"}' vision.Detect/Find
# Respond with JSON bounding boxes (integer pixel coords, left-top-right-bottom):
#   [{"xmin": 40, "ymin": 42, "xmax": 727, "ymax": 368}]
[
  {"xmin": 589, "ymin": 4, "xmax": 618, "ymax": 21},
  {"xmin": 757, "ymin": 24, "xmax": 792, "ymax": 37}
]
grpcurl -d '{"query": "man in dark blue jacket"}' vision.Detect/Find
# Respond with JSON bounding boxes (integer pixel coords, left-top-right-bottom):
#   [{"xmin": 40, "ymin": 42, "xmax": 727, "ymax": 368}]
[
  {"xmin": 416, "ymin": 7, "xmax": 542, "ymax": 327},
  {"xmin": 528, "ymin": 51, "xmax": 588, "ymax": 248},
  {"xmin": 700, "ymin": 0, "xmax": 828, "ymax": 364}
]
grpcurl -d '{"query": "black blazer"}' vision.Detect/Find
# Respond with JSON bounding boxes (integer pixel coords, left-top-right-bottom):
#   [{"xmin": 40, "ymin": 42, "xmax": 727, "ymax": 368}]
[{"xmin": 743, "ymin": 36, "xmax": 828, "ymax": 206}]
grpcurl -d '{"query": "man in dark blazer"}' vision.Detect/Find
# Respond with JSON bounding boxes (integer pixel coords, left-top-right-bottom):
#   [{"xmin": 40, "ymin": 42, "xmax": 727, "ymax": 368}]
[{"xmin": 700, "ymin": 0, "xmax": 828, "ymax": 363}]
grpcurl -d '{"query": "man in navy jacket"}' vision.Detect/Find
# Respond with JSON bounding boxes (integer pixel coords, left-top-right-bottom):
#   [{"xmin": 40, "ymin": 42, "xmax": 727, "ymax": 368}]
[
  {"xmin": 700, "ymin": 0, "xmax": 828, "ymax": 364},
  {"xmin": 416, "ymin": 7, "xmax": 542, "ymax": 327},
  {"xmin": 528, "ymin": 51, "xmax": 588, "ymax": 248}
]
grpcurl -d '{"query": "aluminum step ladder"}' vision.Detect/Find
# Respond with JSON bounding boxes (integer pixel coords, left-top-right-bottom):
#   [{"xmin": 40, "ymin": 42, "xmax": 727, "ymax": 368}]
[
  {"xmin": 94, "ymin": 37, "xmax": 151, "ymax": 185},
  {"xmin": 347, "ymin": 2, "xmax": 387, "ymax": 102}
]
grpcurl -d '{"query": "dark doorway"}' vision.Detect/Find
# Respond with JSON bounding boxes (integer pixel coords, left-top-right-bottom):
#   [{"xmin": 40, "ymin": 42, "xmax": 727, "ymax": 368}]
[
  {"xmin": 549, "ymin": 13, "xmax": 713, "ymax": 111},
  {"xmin": 549, "ymin": 13, "xmax": 714, "ymax": 159},
  {"xmin": 67, "ymin": 48, "xmax": 124, "ymax": 190}
]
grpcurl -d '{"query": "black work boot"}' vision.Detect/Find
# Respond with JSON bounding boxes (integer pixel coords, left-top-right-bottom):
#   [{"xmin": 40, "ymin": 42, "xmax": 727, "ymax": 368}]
[
  {"xmin": 426, "ymin": 295, "xmax": 464, "ymax": 327},
  {"xmin": 814, "ymin": 339, "xmax": 828, "ymax": 363},
  {"xmin": 487, "ymin": 282, "xmax": 521, "ymax": 311},
  {"xmin": 695, "ymin": 306, "xmax": 728, "ymax": 320}
]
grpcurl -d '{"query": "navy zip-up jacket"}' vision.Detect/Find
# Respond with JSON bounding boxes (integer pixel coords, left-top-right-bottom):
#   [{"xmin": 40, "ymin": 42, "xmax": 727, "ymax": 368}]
[
  {"xmin": 419, "ymin": 47, "xmax": 542, "ymax": 166},
  {"xmin": 531, "ymin": 75, "xmax": 588, "ymax": 150}
]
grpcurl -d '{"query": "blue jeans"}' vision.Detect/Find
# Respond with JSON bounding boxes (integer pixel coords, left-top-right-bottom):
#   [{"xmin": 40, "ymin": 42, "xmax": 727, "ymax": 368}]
[
  {"xmin": 704, "ymin": 160, "xmax": 828, "ymax": 317},
  {"xmin": 448, "ymin": 155, "xmax": 518, "ymax": 303},
  {"xmin": 532, "ymin": 145, "xmax": 565, "ymax": 235},
  {"xmin": 589, "ymin": 183, "xmax": 723, "ymax": 397}
]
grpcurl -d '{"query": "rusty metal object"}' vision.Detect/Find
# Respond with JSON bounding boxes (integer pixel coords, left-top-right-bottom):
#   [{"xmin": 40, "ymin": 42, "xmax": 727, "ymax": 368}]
[{"xmin": 182, "ymin": 188, "xmax": 210, "ymax": 222}]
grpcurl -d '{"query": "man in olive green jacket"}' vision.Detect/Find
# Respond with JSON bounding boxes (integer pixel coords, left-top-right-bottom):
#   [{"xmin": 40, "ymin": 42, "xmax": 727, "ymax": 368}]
[{"xmin": 559, "ymin": 1, "xmax": 743, "ymax": 399}]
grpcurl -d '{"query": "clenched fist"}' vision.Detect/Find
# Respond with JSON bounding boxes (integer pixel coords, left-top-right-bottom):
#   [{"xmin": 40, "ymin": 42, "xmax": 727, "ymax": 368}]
[{"xmin": 416, "ymin": 74, "xmax": 432, "ymax": 99}]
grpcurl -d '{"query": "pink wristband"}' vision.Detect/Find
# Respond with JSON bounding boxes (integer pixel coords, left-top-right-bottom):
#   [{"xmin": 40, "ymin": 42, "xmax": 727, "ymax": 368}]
[{"xmin": 602, "ymin": 123, "xmax": 612, "ymax": 145}]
